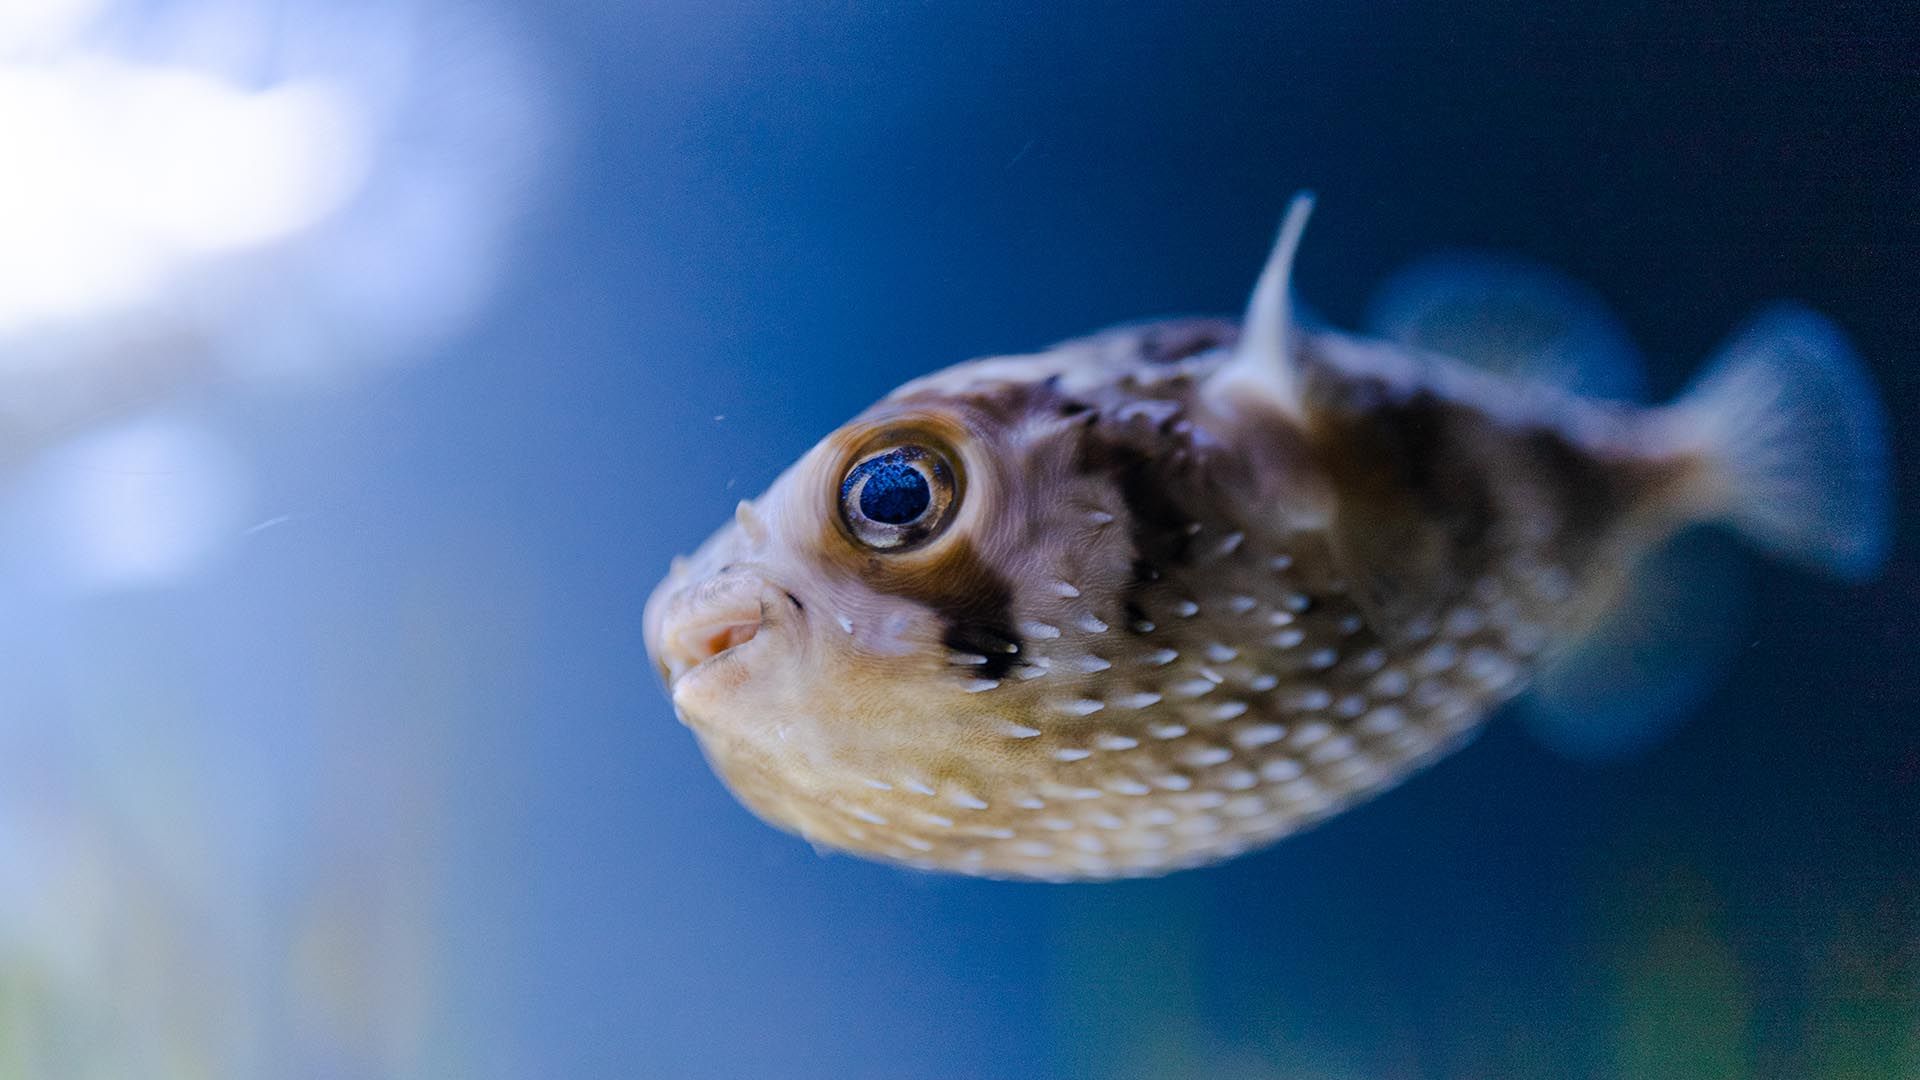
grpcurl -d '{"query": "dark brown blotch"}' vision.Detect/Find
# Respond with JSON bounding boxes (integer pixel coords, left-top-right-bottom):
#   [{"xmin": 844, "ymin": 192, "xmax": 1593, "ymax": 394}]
[
  {"xmin": 865, "ymin": 538, "xmax": 1025, "ymax": 681},
  {"xmin": 1322, "ymin": 384, "xmax": 1499, "ymax": 573},
  {"xmin": 1309, "ymin": 382, "xmax": 1503, "ymax": 621},
  {"xmin": 1073, "ymin": 417, "xmax": 1205, "ymax": 634},
  {"xmin": 1515, "ymin": 427, "xmax": 1648, "ymax": 563}
]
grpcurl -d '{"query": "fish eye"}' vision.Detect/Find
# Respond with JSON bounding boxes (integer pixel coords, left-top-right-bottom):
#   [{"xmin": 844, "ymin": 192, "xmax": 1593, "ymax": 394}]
[{"xmin": 838, "ymin": 444, "xmax": 959, "ymax": 550}]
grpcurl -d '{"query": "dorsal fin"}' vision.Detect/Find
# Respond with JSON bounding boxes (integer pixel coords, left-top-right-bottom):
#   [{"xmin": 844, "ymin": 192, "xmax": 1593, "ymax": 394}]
[
  {"xmin": 1204, "ymin": 192, "xmax": 1316, "ymax": 421},
  {"xmin": 1366, "ymin": 252, "xmax": 1647, "ymax": 401}
]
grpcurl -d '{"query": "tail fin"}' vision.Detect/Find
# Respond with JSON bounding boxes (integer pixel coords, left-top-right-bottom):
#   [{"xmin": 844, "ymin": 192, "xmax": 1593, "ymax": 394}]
[{"xmin": 1673, "ymin": 305, "xmax": 1892, "ymax": 580}]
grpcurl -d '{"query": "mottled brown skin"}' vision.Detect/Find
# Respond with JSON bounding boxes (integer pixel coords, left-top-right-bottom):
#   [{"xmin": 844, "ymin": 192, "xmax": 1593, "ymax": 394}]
[{"xmin": 645, "ymin": 318, "xmax": 1705, "ymax": 880}]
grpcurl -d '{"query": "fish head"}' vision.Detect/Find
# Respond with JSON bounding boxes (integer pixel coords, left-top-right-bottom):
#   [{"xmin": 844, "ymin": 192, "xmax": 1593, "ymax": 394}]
[{"xmin": 644, "ymin": 376, "xmax": 1148, "ymax": 865}]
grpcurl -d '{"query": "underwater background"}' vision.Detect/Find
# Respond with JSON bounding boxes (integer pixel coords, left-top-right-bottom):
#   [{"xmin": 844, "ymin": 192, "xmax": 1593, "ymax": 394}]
[{"xmin": 0, "ymin": 1, "xmax": 1914, "ymax": 1077}]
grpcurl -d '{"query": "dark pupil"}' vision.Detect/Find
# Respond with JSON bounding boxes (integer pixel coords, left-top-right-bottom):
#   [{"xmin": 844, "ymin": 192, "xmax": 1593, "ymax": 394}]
[{"xmin": 857, "ymin": 455, "xmax": 931, "ymax": 525}]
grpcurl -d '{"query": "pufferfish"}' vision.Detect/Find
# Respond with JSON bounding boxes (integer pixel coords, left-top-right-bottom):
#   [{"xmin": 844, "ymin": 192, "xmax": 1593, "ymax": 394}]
[{"xmin": 644, "ymin": 196, "xmax": 1890, "ymax": 881}]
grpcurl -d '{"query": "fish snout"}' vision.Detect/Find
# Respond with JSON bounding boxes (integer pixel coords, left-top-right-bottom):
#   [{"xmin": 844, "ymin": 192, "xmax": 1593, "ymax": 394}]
[{"xmin": 646, "ymin": 566, "xmax": 794, "ymax": 690}]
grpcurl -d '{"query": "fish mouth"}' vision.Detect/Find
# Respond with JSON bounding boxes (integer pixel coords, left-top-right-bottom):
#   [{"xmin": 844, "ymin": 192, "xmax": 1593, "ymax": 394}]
[
  {"xmin": 659, "ymin": 605, "xmax": 765, "ymax": 685},
  {"xmin": 648, "ymin": 568, "xmax": 791, "ymax": 692}
]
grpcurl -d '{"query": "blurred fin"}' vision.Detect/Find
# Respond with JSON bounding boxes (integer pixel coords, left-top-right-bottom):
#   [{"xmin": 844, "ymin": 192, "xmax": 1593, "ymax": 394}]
[
  {"xmin": 1367, "ymin": 252, "xmax": 1647, "ymax": 401},
  {"xmin": 1671, "ymin": 304, "xmax": 1891, "ymax": 580},
  {"xmin": 1523, "ymin": 530, "xmax": 1748, "ymax": 761},
  {"xmin": 1206, "ymin": 193, "xmax": 1315, "ymax": 421}
]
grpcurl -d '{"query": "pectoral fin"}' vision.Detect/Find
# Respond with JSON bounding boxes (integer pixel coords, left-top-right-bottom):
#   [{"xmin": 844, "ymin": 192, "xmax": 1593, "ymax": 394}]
[{"xmin": 1521, "ymin": 529, "xmax": 1748, "ymax": 761}]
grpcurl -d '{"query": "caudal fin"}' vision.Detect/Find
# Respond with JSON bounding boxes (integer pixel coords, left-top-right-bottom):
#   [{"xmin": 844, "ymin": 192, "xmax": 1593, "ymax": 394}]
[{"xmin": 1674, "ymin": 305, "xmax": 1891, "ymax": 580}]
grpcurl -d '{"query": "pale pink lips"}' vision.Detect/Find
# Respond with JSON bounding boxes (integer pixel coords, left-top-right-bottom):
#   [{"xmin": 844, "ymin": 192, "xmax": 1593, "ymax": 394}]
[
  {"xmin": 659, "ymin": 610, "xmax": 762, "ymax": 682},
  {"xmin": 649, "ymin": 569, "xmax": 785, "ymax": 686}
]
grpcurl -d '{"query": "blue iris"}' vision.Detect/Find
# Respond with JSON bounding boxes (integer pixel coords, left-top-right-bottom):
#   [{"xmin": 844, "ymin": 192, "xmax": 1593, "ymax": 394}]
[{"xmin": 854, "ymin": 453, "xmax": 931, "ymax": 524}]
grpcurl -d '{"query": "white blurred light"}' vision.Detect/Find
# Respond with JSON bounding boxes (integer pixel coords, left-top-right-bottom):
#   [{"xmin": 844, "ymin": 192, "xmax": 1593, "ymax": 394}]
[
  {"xmin": 0, "ymin": 62, "xmax": 370, "ymax": 332},
  {"xmin": 0, "ymin": 0, "xmax": 546, "ymax": 397},
  {"xmin": 0, "ymin": 0, "xmax": 547, "ymax": 583},
  {"xmin": 0, "ymin": 0, "xmax": 105, "ymax": 53},
  {"xmin": 10, "ymin": 414, "xmax": 246, "ymax": 588}
]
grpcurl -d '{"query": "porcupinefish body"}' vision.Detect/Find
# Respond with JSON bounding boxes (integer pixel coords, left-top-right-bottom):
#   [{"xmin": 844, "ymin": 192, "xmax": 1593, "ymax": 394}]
[{"xmin": 644, "ymin": 197, "xmax": 1889, "ymax": 881}]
